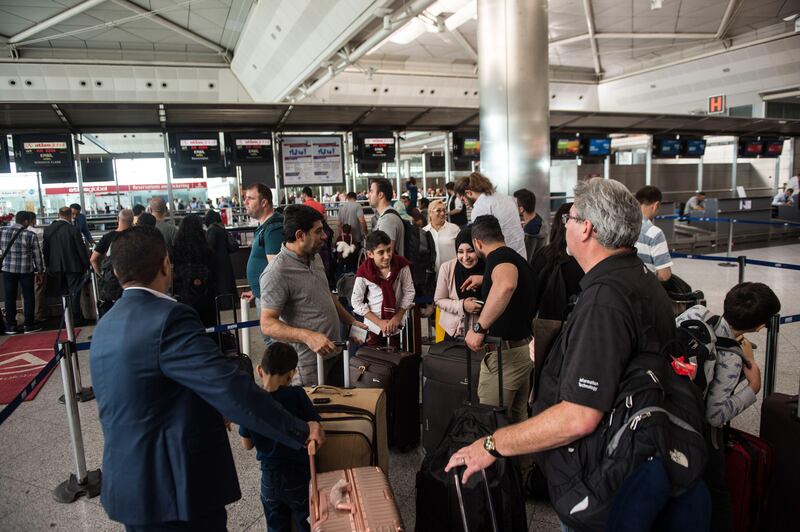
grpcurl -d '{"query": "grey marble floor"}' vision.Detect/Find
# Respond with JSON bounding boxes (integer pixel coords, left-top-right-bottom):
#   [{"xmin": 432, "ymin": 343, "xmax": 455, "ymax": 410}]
[{"xmin": 1, "ymin": 241, "xmax": 798, "ymax": 531}]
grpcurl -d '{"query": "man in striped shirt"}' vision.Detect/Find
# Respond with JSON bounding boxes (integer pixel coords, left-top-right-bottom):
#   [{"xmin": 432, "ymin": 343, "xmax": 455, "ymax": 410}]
[
  {"xmin": 634, "ymin": 186, "xmax": 673, "ymax": 282},
  {"xmin": 0, "ymin": 211, "xmax": 44, "ymax": 334}
]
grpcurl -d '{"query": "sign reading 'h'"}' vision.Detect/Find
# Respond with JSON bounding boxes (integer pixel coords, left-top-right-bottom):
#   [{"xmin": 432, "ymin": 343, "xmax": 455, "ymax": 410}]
[{"xmin": 708, "ymin": 95, "xmax": 726, "ymax": 114}]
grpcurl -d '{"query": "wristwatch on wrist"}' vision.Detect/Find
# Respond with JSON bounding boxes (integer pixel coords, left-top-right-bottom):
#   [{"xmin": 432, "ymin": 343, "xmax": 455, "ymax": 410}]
[
  {"xmin": 483, "ymin": 434, "xmax": 502, "ymax": 458},
  {"xmin": 472, "ymin": 321, "xmax": 487, "ymax": 334}
]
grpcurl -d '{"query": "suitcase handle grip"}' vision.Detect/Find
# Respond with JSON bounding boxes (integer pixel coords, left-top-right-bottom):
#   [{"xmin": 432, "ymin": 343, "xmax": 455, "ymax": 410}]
[{"xmin": 308, "ymin": 440, "xmax": 319, "ymax": 521}]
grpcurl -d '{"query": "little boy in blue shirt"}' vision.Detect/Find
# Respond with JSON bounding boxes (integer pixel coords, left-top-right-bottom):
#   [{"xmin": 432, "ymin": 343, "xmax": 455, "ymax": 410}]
[{"xmin": 240, "ymin": 342, "xmax": 321, "ymax": 532}]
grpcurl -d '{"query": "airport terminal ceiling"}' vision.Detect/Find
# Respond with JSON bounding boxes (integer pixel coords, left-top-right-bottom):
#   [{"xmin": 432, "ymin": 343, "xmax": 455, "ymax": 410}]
[{"xmin": 0, "ymin": 0, "xmax": 797, "ymax": 114}]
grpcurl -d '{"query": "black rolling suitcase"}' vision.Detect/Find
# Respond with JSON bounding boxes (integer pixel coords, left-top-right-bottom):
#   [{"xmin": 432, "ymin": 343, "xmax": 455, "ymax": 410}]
[
  {"xmin": 215, "ymin": 294, "xmax": 253, "ymax": 378},
  {"xmin": 350, "ymin": 328, "xmax": 421, "ymax": 450},
  {"xmin": 759, "ymin": 390, "xmax": 800, "ymax": 531},
  {"xmin": 422, "ymin": 315, "xmax": 483, "ymax": 454},
  {"xmin": 415, "ymin": 336, "xmax": 527, "ymax": 532}
]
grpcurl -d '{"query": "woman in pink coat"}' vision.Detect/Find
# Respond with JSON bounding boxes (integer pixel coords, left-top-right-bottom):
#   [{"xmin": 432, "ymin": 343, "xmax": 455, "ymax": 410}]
[{"xmin": 433, "ymin": 226, "xmax": 485, "ymax": 339}]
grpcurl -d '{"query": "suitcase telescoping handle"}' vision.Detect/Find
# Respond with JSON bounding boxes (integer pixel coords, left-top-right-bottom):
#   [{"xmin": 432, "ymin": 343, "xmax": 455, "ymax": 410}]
[
  {"xmin": 215, "ymin": 293, "xmax": 241, "ymax": 352},
  {"xmin": 308, "ymin": 440, "xmax": 319, "ymax": 522},
  {"xmin": 316, "ymin": 341, "xmax": 350, "ymax": 388},
  {"xmin": 452, "ymin": 467, "xmax": 500, "ymax": 532}
]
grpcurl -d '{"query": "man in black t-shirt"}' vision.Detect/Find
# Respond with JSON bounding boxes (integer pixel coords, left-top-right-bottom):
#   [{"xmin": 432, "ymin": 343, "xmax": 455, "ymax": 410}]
[
  {"xmin": 464, "ymin": 214, "xmax": 535, "ymax": 424},
  {"xmin": 90, "ymin": 209, "xmax": 133, "ymax": 314}
]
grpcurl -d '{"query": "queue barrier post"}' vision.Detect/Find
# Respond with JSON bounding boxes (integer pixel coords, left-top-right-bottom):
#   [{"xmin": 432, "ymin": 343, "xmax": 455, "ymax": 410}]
[
  {"xmin": 737, "ymin": 255, "xmax": 746, "ymax": 284},
  {"xmin": 763, "ymin": 314, "xmax": 780, "ymax": 399},
  {"xmin": 719, "ymin": 220, "xmax": 736, "ymax": 268},
  {"xmin": 59, "ymin": 294, "xmax": 94, "ymax": 403},
  {"xmin": 90, "ymin": 270, "xmax": 101, "ymax": 320},
  {"xmin": 239, "ymin": 297, "xmax": 251, "ymax": 357},
  {"xmin": 53, "ymin": 341, "xmax": 101, "ymax": 503}
]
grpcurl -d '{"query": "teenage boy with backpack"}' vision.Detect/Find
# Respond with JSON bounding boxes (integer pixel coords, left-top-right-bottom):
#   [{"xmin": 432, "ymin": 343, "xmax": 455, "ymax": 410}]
[{"xmin": 676, "ymin": 282, "xmax": 780, "ymax": 532}]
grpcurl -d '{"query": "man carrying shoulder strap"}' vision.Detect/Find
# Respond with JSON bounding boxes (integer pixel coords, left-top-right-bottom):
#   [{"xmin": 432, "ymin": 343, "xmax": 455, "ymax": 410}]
[{"xmin": 0, "ymin": 211, "xmax": 44, "ymax": 334}]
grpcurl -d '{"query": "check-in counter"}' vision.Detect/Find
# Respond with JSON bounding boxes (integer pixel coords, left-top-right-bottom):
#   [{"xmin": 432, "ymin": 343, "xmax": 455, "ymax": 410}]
[
  {"xmin": 776, "ymin": 203, "xmax": 800, "ymax": 222},
  {"xmin": 692, "ymin": 196, "xmax": 772, "ymax": 240},
  {"xmin": 653, "ymin": 201, "xmax": 675, "ymax": 243}
]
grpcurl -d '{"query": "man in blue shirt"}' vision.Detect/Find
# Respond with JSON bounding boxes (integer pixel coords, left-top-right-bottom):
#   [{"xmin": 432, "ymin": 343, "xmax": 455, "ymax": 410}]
[
  {"xmin": 70, "ymin": 203, "xmax": 95, "ymax": 246},
  {"xmin": 241, "ymin": 184, "xmax": 283, "ymax": 326}
]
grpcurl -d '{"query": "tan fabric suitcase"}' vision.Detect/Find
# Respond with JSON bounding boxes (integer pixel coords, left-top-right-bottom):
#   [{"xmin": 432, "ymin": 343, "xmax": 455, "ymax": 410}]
[
  {"xmin": 305, "ymin": 385, "xmax": 389, "ymax": 474},
  {"xmin": 309, "ymin": 442, "xmax": 404, "ymax": 532}
]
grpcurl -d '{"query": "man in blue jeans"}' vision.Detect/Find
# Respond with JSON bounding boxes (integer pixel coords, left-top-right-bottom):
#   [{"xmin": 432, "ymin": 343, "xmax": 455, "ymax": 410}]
[
  {"xmin": 0, "ymin": 211, "xmax": 44, "ymax": 334},
  {"xmin": 446, "ymin": 179, "xmax": 710, "ymax": 531}
]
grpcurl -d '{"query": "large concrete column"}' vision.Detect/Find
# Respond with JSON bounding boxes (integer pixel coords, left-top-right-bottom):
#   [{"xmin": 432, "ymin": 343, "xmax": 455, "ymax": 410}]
[{"xmin": 478, "ymin": 0, "xmax": 549, "ymax": 206}]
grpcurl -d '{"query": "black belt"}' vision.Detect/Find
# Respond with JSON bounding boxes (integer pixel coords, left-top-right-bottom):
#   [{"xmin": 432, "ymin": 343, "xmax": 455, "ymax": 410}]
[{"xmin": 485, "ymin": 337, "xmax": 532, "ymax": 351}]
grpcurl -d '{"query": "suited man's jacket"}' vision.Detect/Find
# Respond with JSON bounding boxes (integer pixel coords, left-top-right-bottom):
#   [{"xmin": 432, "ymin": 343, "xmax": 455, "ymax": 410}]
[
  {"xmin": 43, "ymin": 219, "xmax": 89, "ymax": 273},
  {"xmin": 89, "ymin": 289, "xmax": 309, "ymax": 525}
]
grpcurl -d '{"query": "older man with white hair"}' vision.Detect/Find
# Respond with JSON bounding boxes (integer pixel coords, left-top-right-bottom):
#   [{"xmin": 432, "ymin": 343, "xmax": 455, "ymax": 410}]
[{"xmin": 446, "ymin": 178, "xmax": 710, "ymax": 531}]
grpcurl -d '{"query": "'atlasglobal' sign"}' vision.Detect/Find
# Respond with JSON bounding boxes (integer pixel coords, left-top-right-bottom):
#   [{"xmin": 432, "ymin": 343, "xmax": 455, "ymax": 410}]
[{"xmin": 44, "ymin": 182, "xmax": 208, "ymax": 195}]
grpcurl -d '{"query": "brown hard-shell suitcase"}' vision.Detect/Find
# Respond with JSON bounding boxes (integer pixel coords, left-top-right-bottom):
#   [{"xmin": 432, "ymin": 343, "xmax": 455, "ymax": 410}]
[{"xmin": 309, "ymin": 442, "xmax": 404, "ymax": 532}]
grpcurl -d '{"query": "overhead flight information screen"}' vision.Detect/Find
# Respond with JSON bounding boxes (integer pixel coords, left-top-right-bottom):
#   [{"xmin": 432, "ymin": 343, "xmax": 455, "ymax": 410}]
[
  {"xmin": 172, "ymin": 133, "xmax": 221, "ymax": 165},
  {"xmin": 13, "ymin": 134, "xmax": 74, "ymax": 172},
  {"xmin": 229, "ymin": 133, "xmax": 273, "ymax": 164}
]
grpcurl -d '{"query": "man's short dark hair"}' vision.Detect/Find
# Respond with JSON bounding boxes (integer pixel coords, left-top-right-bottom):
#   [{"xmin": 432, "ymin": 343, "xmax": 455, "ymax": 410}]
[
  {"xmin": 445, "ymin": 181, "xmax": 455, "ymax": 191},
  {"xmin": 112, "ymin": 226, "xmax": 166, "ymax": 286},
  {"xmin": 419, "ymin": 197, "xmax": 430, "ymax": 208},
  {"xmin": 346, "ymin": 191, "xmax": 357, "ymax": 200},
  {"xmin": 69, "ymin": 203, "xmax": 81, "ymax": 212},
  {"xmin": 260, "ymin": 342, "xmax": 298, "ymax": 375},
  {"xmin": 282, "ymin": 204, "xmax": 323, "ymax": 243},
  {"xmin": 787, "ymin": 188, "xmax": 794, "ymax": 194},
  {"xmin": 723, "ymin": 282, "xmax": 781, "ymax": 331},
  {"xmin": 15, "ymin": 211, "xmax": 28, "ymax": 225},
  {"xmin": 371, "ymin": 178, "xmax": 393, "ymax": 202},
  {"xmin": 136, "ymin": 212, "xmax": 157, "ymax": 227},
  {"xmin": 697, "ymin": 191, "xmax": 706, "ymax": 197},
  {"xmin": 247, "ymin": 183, "xmax": 273, "ymax": 205},
  {"xmin": 635, "ymin": 186, "xmax": 663, "ymax": 205},
  {"xmin": 366, "ymin": 230, "xmax": 391, "ymax": 251},
  {"xmin": 513, "ymin": 189, "xmax": 536, "ymax": 213},
  {"xmin": 471, "ymin": 215, "xmax": 505, "ymax": 244},
  {"xmin": 59, "ymin": 206, "xmax": 72, "ymax": 219},
  {"xmin": 132, "ymin": 204, "xmax": 145, "ymax": 216},
  {"xmin": 302, "ymin": 186, "xmax": 313, "ymax": 197}
]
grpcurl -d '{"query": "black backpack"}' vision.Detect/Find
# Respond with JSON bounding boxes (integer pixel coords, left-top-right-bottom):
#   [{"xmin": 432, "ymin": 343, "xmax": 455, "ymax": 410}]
[
  {"xmin": 173, "ymin": 261, "xmax": 211, "ymax": 307},
  {"xmin": 535, "ymin": 274, "xmax": 708, "ymax": 530},
  {"xmin": 99, "ymin": 255, "xmax": 122, "ymax": 303},
  {"xmin": 384, "ymin": 209, "xmax": 437, "ymax": 298}
]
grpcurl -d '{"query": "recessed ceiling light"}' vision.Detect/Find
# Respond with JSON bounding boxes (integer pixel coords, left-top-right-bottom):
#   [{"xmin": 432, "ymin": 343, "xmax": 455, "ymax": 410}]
[{"xmin": 722, "ymin": 68, "xmax": 730, "ymax": 73}]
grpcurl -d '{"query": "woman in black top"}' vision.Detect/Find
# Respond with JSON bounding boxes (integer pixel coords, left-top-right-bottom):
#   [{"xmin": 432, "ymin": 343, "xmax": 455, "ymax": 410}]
[
  {"xmin": 204, "ymin": 210, "xmax": 238, "ymax": 306},
  {"xmin": 530, "ymin": 203, "xmax": 584, "ymax": 321},
  {"xmin": 172, "ymin": 214, "xmax": 216, "ymax": 327}
]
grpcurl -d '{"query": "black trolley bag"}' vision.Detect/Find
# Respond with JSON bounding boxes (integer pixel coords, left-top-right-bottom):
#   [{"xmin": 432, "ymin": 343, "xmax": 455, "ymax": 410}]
[
  {"xmin": 422, "ymin": 314, "xmax": 483, "ymax": 454},
  {"xmin": 415, "ymin": 336, "xmax": 527, "ymax": 532},
  {"xmin": 350, "ymin": 325, "xmax": 421, "ymax": 450},
  {"xmin": 214, "ymin": 294, "xmax": 254, "ymax": 378},
  {"xmin": 759, "ymin": 361, "xmax": 800, "ymax": 530}
]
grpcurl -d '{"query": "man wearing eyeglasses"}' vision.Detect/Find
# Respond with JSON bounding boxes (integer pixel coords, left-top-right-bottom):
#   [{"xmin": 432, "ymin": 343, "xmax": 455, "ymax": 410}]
[{"xmin": 448, "ymin": 178, "xmax": 710, "ymax": 531}]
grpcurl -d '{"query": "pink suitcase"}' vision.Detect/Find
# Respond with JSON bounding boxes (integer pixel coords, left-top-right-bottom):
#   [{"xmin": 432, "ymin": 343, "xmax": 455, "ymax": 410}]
[{"xmin": 309, "ymin": 442, "xmax": 404, "ymax": 531}]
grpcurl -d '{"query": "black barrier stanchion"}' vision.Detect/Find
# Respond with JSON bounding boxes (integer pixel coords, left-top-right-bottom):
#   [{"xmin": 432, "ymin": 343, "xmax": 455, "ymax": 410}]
[
  {"xmin": 53, "ymin": 341, "xmax": 101, "ymax": 503},
  {"xmin": 737, "ymin": 255, "xmax": 746, "ymax": 284},
  {"xmin": 719, "ymin": 220, "xmax": 736, "ymax": 268},
  {"xmin": 58, "ymin": 294, "xmax": 94, "ymax": 404},
  {"xmin": 763, "ymin": 314, "xmax": 780, "ymax": 400}
]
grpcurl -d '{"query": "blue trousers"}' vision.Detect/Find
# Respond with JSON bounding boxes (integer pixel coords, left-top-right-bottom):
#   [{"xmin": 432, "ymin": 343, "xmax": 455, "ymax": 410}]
[{"xmin": 261, "ymin": 467, "xmax": 310, "ymax": 532}]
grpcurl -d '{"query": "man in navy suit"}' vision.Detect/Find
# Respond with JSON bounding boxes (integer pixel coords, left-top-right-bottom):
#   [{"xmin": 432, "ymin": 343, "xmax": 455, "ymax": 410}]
[{"xmin": 89, "ymin": 226, "xmax": 325, "ymax": 531}]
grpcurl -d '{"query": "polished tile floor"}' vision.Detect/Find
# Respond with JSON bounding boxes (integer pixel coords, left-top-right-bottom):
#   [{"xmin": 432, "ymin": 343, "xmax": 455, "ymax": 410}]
[{"xmin": 1, "ymin": 242, "xmax": 798, "ymax": 531}]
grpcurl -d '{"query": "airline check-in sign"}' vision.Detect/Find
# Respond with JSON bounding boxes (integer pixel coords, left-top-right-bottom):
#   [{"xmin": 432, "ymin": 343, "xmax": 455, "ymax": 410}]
[{"xmin": 708, "ymin": 95, "xmax": 726, "ymax": 114}]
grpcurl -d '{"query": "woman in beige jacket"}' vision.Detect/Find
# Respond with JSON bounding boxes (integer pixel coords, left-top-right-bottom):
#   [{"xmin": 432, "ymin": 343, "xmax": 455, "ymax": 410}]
[{"xmin": 434, "ymin": 226, "xmax": 485, "ymax": 339}]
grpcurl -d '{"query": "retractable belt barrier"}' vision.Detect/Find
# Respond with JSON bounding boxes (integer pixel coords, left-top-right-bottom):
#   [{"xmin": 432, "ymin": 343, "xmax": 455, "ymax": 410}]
[
  {"xmin": 656, "ymin": 214, "xmax": 800, "ymax": 229},
  {"xmin": 671, "ymin": 252, "xmax": 800, "ymax": 272}
]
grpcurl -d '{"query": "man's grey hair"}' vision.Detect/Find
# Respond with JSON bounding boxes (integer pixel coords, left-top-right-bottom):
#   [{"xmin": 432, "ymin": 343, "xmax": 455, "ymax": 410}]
[
  {"xmin": 118, "ymin": 209, "xmax": 134, "ymax": 227},
  {"xmin": 573, "ymin": 178, "xmax": 642, "ymax": 249},
  {"xmin": 149, "ymin": 197, "xmax": 167, "ymax": 216}
]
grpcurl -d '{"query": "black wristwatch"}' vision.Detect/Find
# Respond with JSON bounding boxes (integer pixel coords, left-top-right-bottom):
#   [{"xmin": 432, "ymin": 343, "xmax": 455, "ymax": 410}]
[
  {"xmin": 483, "ymin": 434, "xmax": 503, "ymax": 458},
  {"xmin": 472, "ymin": 321, "xmax": 487, "ymax": 335}
]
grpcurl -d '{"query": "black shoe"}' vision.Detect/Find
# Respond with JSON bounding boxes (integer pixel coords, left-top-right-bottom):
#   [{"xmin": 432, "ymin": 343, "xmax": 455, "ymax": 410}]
[
  {"xmin": 5, "ymin": 327, "xmax": 22, "ymax": 335},
  {"xmin": 24, "ymin": 326, "xmax": 43, "ymax": 334}
]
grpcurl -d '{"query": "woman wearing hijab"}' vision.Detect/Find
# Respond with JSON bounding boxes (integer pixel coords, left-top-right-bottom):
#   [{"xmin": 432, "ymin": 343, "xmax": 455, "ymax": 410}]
[{"xmin": 434, "ymin": 226, "xmax": 486, "ymax": 340}]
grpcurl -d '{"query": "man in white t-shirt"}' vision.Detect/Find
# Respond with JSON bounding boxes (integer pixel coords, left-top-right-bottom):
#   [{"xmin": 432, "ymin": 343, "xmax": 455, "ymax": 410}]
[{"xmin": 453, "ymin": 173, "xmax": 526, "ymax": 258}]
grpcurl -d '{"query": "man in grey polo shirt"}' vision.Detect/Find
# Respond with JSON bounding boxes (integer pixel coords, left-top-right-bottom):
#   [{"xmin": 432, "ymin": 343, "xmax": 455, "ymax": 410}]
[
  {"xmin": 368, "ymin": 177, "xmax": 405, "ymax": 257},
  {"xmin": 260, "ymin": 205, "xmax": 367, "ymax": 385}
]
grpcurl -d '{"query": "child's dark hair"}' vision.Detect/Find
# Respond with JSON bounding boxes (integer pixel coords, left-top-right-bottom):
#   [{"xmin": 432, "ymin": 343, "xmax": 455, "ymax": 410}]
[
  {"xmin": 260, "ymin": 342, "xmax": 299, "ymax": 375},
  {"xmin": 341, "ymin": 223, "xmax": 352, "ymax": 233},
  {"xmin": 723, "ymin": 282, "xmax": 781, "ymax": 331},
  {"xmin": 366, "ymin": 230, "xmax": 391, "ymax": 251}
]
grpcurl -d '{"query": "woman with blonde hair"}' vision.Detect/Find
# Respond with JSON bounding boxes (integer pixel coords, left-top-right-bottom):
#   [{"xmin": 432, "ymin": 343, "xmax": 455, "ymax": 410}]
[{"xmin": 423, "ymin": 199, "xmax": 460, "ymax": 270}]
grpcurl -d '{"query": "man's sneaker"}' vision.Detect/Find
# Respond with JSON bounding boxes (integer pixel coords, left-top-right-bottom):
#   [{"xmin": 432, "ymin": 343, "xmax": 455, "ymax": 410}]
[
  {"xmin": 5, "ymin": 327, "xmax": 21, "ymax": 335},
  {"xmin": 23, "ymin": 326, "xmax": 43, "ymax": 334}
]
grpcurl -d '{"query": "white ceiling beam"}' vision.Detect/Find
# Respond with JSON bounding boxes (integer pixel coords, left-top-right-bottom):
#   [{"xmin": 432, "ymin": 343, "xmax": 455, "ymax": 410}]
[
  {"xmin": 550, "ymin": 32, "xmax": 717, "ymax": 46},
  {"xmin": 8, "ymin": 0, "xmax": 108, "ymax": 44},
  {"xmin": 290, "ymin": 0, "xmax": 437, "ymax": 102},
  {"xmin": 716, "ymin": 0, "xmax": 745, "ymax": 40},
  {"xmin": 110, "ymin": 0, "xmax": 229, "ymax": 57},
  {"xmin": 581, "ymin": 0, "xmax": 602, "ymax": 75},
  {"xmin": 450, "ymin": 28, "xmax": 478, "ymax": 63}
]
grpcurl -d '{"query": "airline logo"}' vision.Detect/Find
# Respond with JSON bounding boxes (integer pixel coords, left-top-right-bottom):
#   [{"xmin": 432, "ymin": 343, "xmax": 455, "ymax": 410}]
[
  {"xmin": 23, "ymin": 142, "xmax": 67, "ymax": 150},
  {"xmin": 179, "ymin": 139, "xmax": 218, "ymax": 147},
  {"xmin": 0, "ymin": 349, "xmax": 49, "ymax": 378},
  {"xmin": 235, "ymin": 139, "xmax": 271, "ymax": 146},
  {"xmin": 364, "ymin": 138, "xmax": 393, "ymax": 145}
]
